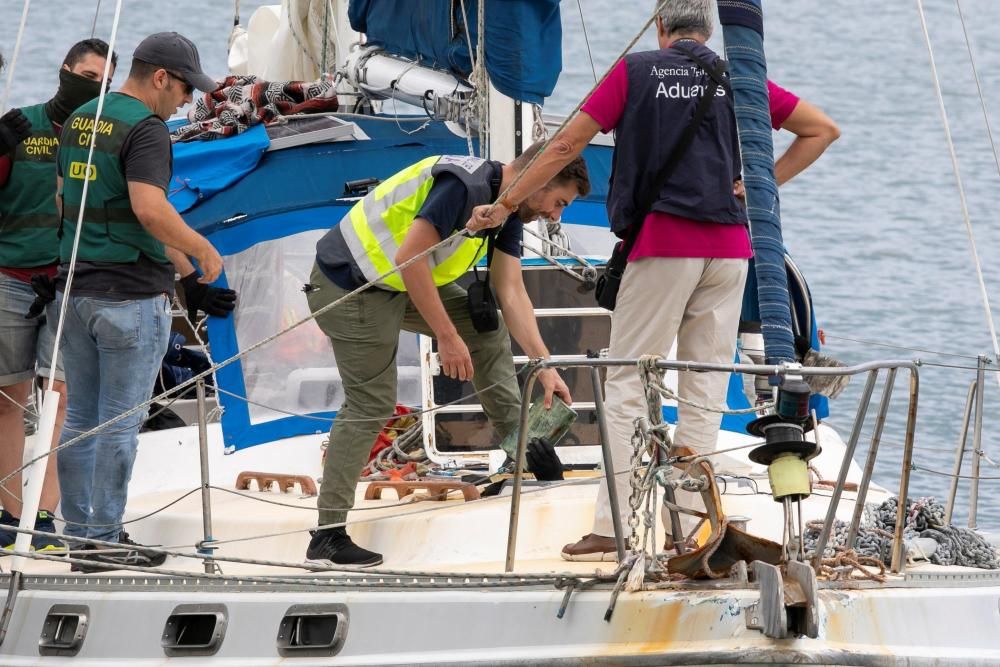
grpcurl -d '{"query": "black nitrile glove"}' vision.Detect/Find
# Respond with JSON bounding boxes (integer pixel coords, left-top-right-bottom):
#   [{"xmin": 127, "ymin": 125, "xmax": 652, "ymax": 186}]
[
  {"xmin": 0, "ymin": 108, "xmax": 31, "ymax": 155},
  {"xmin": 24, "ymin": 274, "xmax": 56, "ymax": 319},
  {"xmin": 525, "ymin": 437, "xmax": 565, "ymax": 481},
  {"xmin": 180, "ymin": 271, "xmax": 237, "ymax": 322}
]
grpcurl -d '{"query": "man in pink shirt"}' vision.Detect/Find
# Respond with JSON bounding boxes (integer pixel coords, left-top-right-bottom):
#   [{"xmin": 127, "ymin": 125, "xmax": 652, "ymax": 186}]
[{"xmin": 469, "ymin": 0, "xmax": 838, "ymax": 561}]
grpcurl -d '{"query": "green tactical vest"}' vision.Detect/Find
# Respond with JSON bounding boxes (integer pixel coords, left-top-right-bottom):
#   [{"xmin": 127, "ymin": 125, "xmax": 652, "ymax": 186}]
[
  {"xmin": 0, "ymin": 103, "xmax": 61, "ymax": 267},
  {"xmin": 337, "ymin": 155, "xmax": 495, "ymax": 291},
  {"xmin": 58, "ymin": 93, "xmax": 169, "ymax": 265}
]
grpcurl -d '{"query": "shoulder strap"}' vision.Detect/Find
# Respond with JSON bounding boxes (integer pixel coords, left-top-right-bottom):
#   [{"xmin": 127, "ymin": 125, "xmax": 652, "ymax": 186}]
[
  {"xmin": 484, "ymin": 230, "xmax": 496, "ymax": 288},
  {"xmin": 619, "ymin": 45, "xmax": 729, "ymax": 256}
]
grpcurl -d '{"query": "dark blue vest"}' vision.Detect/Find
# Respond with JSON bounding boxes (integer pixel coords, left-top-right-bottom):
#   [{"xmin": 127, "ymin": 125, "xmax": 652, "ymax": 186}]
[{"xmin": 606, "ymin": 42, "xmax": 745, "ymax": 236}]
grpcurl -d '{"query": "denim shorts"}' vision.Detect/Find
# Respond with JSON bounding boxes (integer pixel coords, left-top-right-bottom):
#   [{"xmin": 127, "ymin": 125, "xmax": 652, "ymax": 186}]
[{"xmin": 0, "ymin": 273, "xmax": 63, "ymax": 385}]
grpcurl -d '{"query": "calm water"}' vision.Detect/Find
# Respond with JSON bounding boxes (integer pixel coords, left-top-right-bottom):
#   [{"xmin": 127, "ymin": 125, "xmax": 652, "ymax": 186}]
[{"xmin": 3, "ymin": 1, "xmax": 1000, "ymax": 527}]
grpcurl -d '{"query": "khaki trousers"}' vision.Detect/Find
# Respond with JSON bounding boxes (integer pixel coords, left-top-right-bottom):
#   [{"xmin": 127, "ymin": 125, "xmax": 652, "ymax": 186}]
[
  {"xmin": 307, "ymin": 263, "xmax": 523, "ymax": 526},
  {"xmin": 593, "ymin": 257, "xmax": 748, "ymax": 537}
]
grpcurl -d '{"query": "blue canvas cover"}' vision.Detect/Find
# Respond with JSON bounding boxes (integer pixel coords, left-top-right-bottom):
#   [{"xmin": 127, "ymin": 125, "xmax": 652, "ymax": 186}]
[{"xmin": 348, "ymin": 0, "xmax": 561, "ymax": 104}]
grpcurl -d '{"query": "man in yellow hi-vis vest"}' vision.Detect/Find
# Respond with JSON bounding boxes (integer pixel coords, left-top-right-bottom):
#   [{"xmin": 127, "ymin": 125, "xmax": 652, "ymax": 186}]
[{"xmin": 305, "ymin": 142, "xmax": 591, "ymax": 566}]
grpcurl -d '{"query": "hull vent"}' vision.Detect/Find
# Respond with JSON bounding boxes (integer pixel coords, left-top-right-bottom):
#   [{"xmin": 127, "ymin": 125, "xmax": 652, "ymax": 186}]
[
  {"xmin": 161, "ymin": 604, "xmax": 228, "ymax": 657},
  {"xmin": 38, "ymin": 605, "xmax": 89, "ymax": 657},
  {"xmin": 277, "ymin": 604, "xmax": 349, "ymax": 657}
]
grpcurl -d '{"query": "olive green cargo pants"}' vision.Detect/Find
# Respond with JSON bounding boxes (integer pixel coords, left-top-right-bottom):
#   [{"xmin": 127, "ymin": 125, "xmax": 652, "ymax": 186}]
[{"xmin": 307, "ymin": 263, "xmax": 522, "ymax": 526}]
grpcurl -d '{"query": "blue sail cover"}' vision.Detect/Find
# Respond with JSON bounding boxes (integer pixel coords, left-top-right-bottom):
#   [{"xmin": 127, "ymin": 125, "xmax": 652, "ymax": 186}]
[
  {"xmin": 347, "ymin": 0, "xmax": 561, "ymax": 104},
  {"xmin": 721, "ymin": 0, "xmax": 796, "ymax": 364}
]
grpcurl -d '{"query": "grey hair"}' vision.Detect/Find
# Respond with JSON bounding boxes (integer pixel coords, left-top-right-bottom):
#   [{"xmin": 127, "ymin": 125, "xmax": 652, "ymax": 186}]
[{"xmin": 657, "ymin": 0, "xmax": 715, "ymax": 39}]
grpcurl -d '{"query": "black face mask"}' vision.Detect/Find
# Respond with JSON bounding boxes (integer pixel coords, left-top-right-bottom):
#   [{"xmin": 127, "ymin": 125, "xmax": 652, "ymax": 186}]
[{"xmin": 46, "ymin": 69, "xmax": 104, "ymax": 125}]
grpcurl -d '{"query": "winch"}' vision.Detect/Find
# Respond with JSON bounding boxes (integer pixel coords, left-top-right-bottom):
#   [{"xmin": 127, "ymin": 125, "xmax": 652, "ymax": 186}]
[{"xmin": 747, "ymin": 368, "xmax": 819, "ymax": 560}]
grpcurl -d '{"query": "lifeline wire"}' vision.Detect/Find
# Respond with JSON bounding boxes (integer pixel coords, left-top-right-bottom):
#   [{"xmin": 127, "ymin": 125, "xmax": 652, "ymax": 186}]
[
  {"xmin": 215, "ymin": 365, "xmax": 525, "ymax": 423},
  {"xmin": 0, "ymin": 225, "xmax": 487, "ymax": 495},
  {"xmin": 915, "ymin": 0, "xmax": 1000, "ymax": 390}
]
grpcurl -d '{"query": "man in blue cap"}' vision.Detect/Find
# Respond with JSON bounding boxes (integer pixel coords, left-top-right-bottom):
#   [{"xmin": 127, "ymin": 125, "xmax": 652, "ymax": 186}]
[{"xmin": 55, "ymin": 32, "xmax": 235, "ymax": 572}]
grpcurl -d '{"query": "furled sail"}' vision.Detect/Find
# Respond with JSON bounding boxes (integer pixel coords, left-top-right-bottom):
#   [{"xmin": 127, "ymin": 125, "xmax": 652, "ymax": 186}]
[
  {"xmin": 721, "ymin": 0, "xmax": 797, "ymax": 364},
  {"xmin": 347, "ymin": 0, "xmax": 562, "ymax": 104}
]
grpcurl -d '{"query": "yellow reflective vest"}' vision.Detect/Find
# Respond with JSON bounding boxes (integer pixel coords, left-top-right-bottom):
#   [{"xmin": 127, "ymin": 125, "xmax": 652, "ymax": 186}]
[{"xmin": 337, "ymin": 155, "xmax": 496, "ymax": 291}]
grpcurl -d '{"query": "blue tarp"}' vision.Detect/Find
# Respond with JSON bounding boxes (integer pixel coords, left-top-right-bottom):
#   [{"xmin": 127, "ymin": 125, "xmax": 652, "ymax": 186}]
[
  {"xmin": 348, "ymin": 0, "xmax": 562, "ymax": 104},
  {"xmin": 168, "ymin": 123, "xmax": 270, "ymax": 213}
]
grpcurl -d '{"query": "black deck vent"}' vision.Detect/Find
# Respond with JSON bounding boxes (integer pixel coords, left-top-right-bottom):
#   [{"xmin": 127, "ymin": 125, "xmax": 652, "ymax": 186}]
[
  {"xmin": 277, "ymin": 604, "xmax": 349, "ymax": 657},
  {"xmin": 161, "ymin": 604, "xmax": 228, "ymax": 657},
  {"xmin": 38, "ymin": 604, "xmax": 89, "ymax": 657}
]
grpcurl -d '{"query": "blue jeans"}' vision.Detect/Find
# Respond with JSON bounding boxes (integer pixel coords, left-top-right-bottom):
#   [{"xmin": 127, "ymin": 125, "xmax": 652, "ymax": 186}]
[{"xmin": 55, "ymin": 293, "xmax": 170, "ymax": 541}]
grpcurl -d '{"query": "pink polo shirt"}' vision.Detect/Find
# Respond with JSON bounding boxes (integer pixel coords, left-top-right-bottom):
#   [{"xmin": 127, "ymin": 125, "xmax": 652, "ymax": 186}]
[{"xmin": 581, "ymin": 60, "xmax": 800, "ymax": 260}]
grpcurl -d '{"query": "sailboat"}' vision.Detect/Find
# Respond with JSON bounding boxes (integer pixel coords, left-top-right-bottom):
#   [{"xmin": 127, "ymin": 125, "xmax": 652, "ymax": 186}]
[{"xmin": 2, "ymin": 0, "xmax": 1000, "ymax": 664}]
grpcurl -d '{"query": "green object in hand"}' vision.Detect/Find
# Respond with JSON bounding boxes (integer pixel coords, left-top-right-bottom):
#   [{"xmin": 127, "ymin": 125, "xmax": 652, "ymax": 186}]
[{"xmin": 498, "ymin": 395, "xmax": 577, "ymax": 460}]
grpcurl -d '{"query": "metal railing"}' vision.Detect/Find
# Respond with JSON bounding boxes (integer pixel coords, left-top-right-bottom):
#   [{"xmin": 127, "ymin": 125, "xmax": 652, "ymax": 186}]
[
  {"xmin": 503, "ymin": 357, "xmax": 920, "ymax": 576},
  {"xmin": 945, "ymin": 355, "xmax": 988, "ymax": 528}
]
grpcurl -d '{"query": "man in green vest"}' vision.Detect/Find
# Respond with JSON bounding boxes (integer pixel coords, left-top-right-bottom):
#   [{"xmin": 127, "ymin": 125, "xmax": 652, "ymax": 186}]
[
  {"xmin": 305, "ymin": 144, "xmax": 591, "ymax": 566},
  {"xmin": 0, "ymin": 39, "xmax": 118, "ymax": 554},
  {"xmin": 54, "ymin": 32, "xmax": 230, "ymax": 573}
]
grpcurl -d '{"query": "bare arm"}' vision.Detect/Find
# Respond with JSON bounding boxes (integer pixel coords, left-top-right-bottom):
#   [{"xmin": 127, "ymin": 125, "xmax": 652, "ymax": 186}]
[
  {"xmin": 396, "ymin": 218, "xmax": 474, "ymax": 381},
  {"xmin": 774, "ymin": 99, "xmax": 840, "ymax": 186},
  {"xmin": 467, "ymin": 112, "xmax": 603, "ymax": 231},
  {"xmin": 127, "ymin": 180, "xmax": 223, "ymax": 282},
  {"xmin": 165, "ymin": 248, "xmax": 196, "ymax": 277},
  {"xmin": 492, "ymin": 250, "xmax": 572, "ymax": 407}
]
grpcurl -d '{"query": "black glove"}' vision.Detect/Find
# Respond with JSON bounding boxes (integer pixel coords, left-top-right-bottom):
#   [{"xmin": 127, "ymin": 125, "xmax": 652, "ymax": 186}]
[
  {"xmin": 0, "ymin": 108, "xmax": 31, "ymax": 155},
  {"xmin": 24, "ymin": 274, "xmax": 56, "ymax": 319},
  {"xmin": 180, "ymin": 271, "xmax": 237, "ymax": 322},
  {"xmin": 525, "ymin": 437, "xmax": 565, "ymax": 481}
]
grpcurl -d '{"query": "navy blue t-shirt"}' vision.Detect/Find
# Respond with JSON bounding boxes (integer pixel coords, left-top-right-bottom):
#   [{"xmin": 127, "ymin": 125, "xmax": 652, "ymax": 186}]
[
  {"xmin": 320, "ymin": 165, "xmax": 522, "ymax": 290},
  {"xmin": 417, "ymin": 172, "xmax": 523, "ymax": 258}
]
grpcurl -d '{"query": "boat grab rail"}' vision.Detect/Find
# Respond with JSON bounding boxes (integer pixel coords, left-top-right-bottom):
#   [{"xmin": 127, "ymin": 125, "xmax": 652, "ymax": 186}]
[{"xmin": 504, "ymin": 357, "xmax": 920, "ymax": 576}]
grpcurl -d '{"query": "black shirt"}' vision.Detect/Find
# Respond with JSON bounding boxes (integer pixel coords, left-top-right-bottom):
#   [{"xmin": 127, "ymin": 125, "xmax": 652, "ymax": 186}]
[{"xmin": 57, "ymin": 115, "xmax": 176, "ymax": 298}]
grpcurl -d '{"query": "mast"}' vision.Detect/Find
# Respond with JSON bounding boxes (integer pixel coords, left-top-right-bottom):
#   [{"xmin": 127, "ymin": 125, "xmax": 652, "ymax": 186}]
[{"xmin": 720, "ymin": 0, "xmax": 796, "ymax": 365}]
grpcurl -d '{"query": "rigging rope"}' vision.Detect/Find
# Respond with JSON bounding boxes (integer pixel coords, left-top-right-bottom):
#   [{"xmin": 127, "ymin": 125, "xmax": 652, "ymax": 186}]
[
  {"xmin": 0, "ymin": 0, "xmax": 31, "ymax": 114},
  {"xmin": 488, "ymin": 1, "xmax": 667, "ymax": 215},
  {"xmin": 576, "ymin": 0, "xmax": 599, "ymax": 84},
  {"xmin": 915, "ymin": 0, "xmax": 1000, "ymax": 390},
  {"xmin": 46, "ymin": 1, "xmax": 123, "ymax": 395},
  {"xmin": 91, "ymin": 0, "xmax": 103, "ymax": 38},
  {"xmin": 954, "ymin": 0, "xmax": 1000, "ymax": 219}
]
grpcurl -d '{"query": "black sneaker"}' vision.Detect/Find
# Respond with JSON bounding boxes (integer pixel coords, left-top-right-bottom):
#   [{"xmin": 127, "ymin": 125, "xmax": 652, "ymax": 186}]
[
  {"xmin": 0, "ymin": 510, "xmax": 18, "ymax": 551},
  {"xmin": 69, "ymin": 532, "xmax": 167, "ymax": 573},
  {"xmin": 305, "ymin": 528, "xmax": 382, "ymax": 567},
  {"xmin": 31, "ymin": 510, "xmax": 67, "ymax": 555}
]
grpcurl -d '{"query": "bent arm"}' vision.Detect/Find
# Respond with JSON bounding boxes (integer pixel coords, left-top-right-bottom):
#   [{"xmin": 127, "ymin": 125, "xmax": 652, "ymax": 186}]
[
  {"xmin": 128, "ymin": 181, "xmax": 222, "ymax": 281},
  {"xmin": 396, "ymin": 218, "xmax": 458, "ymax": 339},
  {"xmin": 492, "ymin": 250, "xmax": 571, "ymax": 406},
  {"xmin": 774, "ymin": 99, "xmax": 840, "ymax": 186},
  {"xmin": 492, "ymin": 250, "xmax": 550, "ymax": 359},
  {"xmin": 501, "ymin": 112, "xmax": 603, "ymax": 208},
  {"xmin": 129, "ymin": 181, "xmax": 210, "ymax": 256}
]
